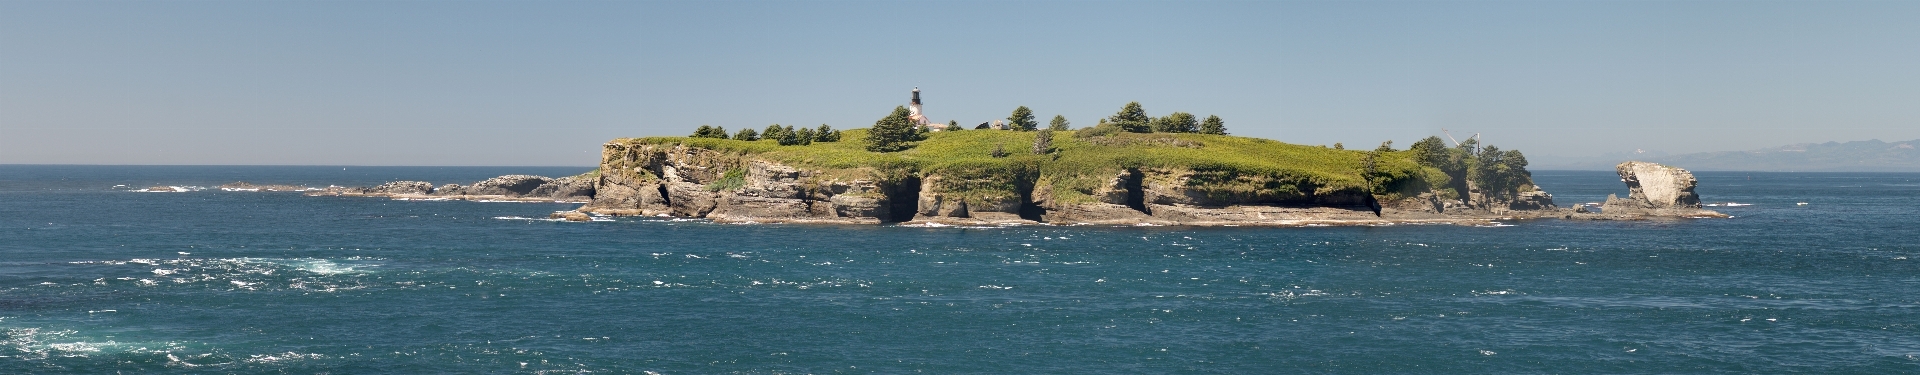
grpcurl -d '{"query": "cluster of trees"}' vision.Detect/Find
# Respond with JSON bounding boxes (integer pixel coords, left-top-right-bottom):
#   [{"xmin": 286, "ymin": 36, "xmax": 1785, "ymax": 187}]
[
  {"xmin": 1096, "ymin": 102, "xmax": 1226, "ymax": 135},
  {"xmin": 690, "ymin": 124, "xmax": 841, "ymax": 146},
  {"xmin": 1405, "ymin": 136, "xmax": 1532, "ymax": 202},
  {"xmin": 864, "ymin": 106, "xmax": 930, "ymax": 152},
  {"xmin": 690, "ymin": 125, "xmax": 731, "ymax": 139},
  {"xmin": 999, "ymin": 106, "xmax": 1072, "ymax": 132}
]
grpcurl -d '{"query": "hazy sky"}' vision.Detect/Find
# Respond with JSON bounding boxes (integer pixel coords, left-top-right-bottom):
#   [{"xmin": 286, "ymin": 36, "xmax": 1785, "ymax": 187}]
[{"xmin": 5, "ymin": 0, "xmax": 1918, "ymax": 166}]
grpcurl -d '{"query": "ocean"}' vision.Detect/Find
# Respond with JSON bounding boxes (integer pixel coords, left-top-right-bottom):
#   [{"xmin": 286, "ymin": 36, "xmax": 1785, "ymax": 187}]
[{"xmin": 2, "ymin": 165, "xmax": 1917, "ymax": 373}]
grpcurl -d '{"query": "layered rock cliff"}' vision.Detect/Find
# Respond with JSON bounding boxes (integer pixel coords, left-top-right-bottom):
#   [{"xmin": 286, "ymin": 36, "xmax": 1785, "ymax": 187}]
[
  {"xmin": 575, "ymin": 138, "xmax": 1558, "ymax": 226},
  {"xmin": 579, "ymin": 142, "xmax": 892, "ymax": 224}
]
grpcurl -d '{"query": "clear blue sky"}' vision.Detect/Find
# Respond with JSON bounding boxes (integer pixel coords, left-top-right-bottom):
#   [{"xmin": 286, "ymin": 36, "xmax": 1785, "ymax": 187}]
[{"xmin": 4, "ymin": 0, "xmax": 1917, "ymax": 166}]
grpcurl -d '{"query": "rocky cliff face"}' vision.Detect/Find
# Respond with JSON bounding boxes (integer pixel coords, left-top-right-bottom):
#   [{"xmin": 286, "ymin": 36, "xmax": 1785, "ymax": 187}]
[
  {"xmin": 577, "ymin": 142, "xmax": 1471, "ymax": 225},
  {"xmin": 579, "ymin": 142, "xmax": 891, "ymax": 224}
]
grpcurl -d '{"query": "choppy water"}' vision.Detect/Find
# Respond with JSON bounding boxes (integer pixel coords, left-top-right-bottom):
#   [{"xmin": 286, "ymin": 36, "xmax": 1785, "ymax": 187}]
[{"xmin": 2, "ymin": 165, "xmax": 1917, "ymax": 373}]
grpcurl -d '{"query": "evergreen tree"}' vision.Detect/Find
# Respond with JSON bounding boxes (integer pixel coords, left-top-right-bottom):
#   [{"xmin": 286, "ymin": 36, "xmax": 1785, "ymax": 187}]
[
  {"xmin": 946, "ymin": 120, "xmax": 961, "ymax": 131},
  {"xmin": 1048, "ymin": 115, "xmax": 1070, "ymax": 131},
  {"xmin": 1199, "ymin": 115, "xmax": 1227, "ymax": 135},
  {"xmin": 1107, "ymin": 102, "xmax": 1152, "ymax": 133},
  {"xmin": 775, "ymin": 127, "xmax": 800, "ymax": 146},
  {"xmin": 762, "ymin": 124, "xmax": 787, "ymax": 142},
  {"xmin": 814, "ymin": 124, "xmax": 840, "ymax": 142},
  {"xmin": 1409, "ymin": 136, "xmax": 1451, "ymax": 167},
  {"xmin": 1153, "ymin": 112, "xmax": 1198, "ymax": 133},
  {"xmin": 784, "ymin": 126, "xmax": 813, "ymax": 146},
  {"xmin": 1032, "ymin": 129, "xmax": 1053, "ymax": 155},
  {"xmin": 733, "ymin": 128, "xmax": 760, "ymax": 141},
  {"xmin": 864, "ymin": 106, "xmax": 917, "ymax": 152},
  {"xmin": 1007, "ymin": 106, "xmax": 1038, "ymax": 131},
  {"xmin": 691, "ymin": 125, "xmax": 714, "ymax": 138}
]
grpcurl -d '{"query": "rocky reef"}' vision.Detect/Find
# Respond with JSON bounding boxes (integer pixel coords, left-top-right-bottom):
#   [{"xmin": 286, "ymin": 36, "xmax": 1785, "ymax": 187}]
[{"xmin": 306, "ymin": 174, "xmax": 596, "ymax": 203}]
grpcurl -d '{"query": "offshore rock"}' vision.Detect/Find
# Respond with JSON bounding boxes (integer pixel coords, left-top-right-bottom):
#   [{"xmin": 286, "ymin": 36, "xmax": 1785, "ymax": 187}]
[
  {"xmin": 465, "ymin": 175, "xmax": 554, "ymax": 196},
  {"xmin": 310, "ymin": 175, "xmax": 593, "ymax": 203},
  {"xmin": 527, "ymin": 176, "xmax": 595, "ymax": 199},
  {"xmin": 549, "ymin": 211, "xmax": 593, "ymax": 222},
  {"xmin": 369, "ymin": 181, "xmax": 434, "ymax": 195},
  {"xmin": 1616, "ymin": 161, "xmax": 1702, "ymax": 208},
  {"xmin": 217, "ymin": 181, "xmax": 316, "ymax": 192},
  {"xmin": 1579, "ymin": 161, "xmax": 1727, "ymax": 220}
]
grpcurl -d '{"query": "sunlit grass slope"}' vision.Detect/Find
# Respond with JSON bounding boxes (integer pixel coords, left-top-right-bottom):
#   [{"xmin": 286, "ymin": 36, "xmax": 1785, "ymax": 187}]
[{"xmin": 614, "ymin": 129, "xmax": 1430, "ymax": 204}]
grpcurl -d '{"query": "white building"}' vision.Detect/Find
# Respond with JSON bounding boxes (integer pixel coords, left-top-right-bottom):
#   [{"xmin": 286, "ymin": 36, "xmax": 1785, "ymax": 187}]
[{"xmin": 907, "ymin": 87, "xmax": 953, "ymax": 131}]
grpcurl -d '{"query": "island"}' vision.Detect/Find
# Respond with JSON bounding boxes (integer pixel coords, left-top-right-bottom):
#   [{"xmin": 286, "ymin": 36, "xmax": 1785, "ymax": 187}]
[{"xmin": 300, "ymin": 101, "xmax": 1725, "ymax": 226}]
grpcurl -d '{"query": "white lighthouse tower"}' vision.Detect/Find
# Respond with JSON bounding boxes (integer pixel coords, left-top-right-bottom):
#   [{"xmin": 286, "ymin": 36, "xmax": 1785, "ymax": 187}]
[{"xmin": 907, "ymin": 87, "xmax": 947, "ymax": 131}]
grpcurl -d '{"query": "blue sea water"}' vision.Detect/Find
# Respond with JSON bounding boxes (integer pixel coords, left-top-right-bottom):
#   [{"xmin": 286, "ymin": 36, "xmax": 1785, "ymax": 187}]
[{"xmin": 2, "ymin": 165, "xmax": 1917, "ymax": 373}]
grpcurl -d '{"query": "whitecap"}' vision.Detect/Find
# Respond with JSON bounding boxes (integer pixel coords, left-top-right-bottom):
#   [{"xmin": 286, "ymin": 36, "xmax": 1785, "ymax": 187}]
[{"xmin": 244, "ymin": 352, "xmax": 327, "ymax": 364}]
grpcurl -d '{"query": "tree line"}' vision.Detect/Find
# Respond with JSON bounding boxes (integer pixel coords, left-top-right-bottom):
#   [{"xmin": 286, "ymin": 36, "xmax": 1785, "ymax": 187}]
[
  {"xmin": 690, "ymin": 124, "xmax": 842, "ymax": 146},
  {"xmin": 1402, "ymin": 136, "xmax": 1532, "ymax": 203}
]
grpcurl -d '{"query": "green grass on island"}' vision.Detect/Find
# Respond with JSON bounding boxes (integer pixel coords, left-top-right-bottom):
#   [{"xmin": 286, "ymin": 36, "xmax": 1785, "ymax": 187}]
[{"xmin": 609, "ymin": 128, "xmax": 1448, "ymax": 205}]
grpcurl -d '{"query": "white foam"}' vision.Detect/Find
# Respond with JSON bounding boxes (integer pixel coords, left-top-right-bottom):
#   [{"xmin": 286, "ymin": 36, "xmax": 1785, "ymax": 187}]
[
  {"xmin": 133, "ymin": 186, "xmax": 205, "ymax": 193},
  {"xmin": 244, "ymin": 351, "xmax": 327, "ymax": 364}
]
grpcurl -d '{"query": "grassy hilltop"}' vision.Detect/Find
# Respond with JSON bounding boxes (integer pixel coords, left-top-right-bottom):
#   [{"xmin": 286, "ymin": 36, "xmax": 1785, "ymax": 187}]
[{"xmin": 609, "ymin": 128, "xmax": 1456, "ymax": 206}]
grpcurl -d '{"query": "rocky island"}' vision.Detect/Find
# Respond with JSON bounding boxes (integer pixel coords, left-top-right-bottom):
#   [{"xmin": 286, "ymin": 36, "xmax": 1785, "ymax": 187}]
[
  {"xmin": 300, "ymin": 106, "xmax": 1723, "ymax": 226},
  {"xmin": 554, "ymin": 128, "xmax": 1717, "ymax": 225}
]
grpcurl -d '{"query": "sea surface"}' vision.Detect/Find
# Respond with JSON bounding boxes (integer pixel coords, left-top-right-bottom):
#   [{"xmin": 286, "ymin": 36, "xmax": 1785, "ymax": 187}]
[{"xmin": 2, "ymin": 165, "xmax": 1917, "ymax": 373}]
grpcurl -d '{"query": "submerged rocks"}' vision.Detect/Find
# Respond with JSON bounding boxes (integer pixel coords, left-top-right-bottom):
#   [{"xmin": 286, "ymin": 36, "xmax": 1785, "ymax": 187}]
[
  {"xmin": 549, "ymin": 211, "xmax": 593, "ymax": 222},
  {"xmin": 217, "ymin": 181, "xmax": 315, "ymax": 192}
]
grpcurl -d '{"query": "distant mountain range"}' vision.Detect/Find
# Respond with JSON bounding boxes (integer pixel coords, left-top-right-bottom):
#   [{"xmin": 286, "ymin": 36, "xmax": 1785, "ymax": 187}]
[{"xmin": 1535, "ymin": 139, "xmax": 1920, "ymax": 172}]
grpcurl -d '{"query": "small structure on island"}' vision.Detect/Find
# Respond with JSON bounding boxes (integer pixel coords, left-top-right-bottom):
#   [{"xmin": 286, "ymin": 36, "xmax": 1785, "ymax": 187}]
[{"xmin": 908, "ymin": 87, "xmax": 952, "ymax": 132}]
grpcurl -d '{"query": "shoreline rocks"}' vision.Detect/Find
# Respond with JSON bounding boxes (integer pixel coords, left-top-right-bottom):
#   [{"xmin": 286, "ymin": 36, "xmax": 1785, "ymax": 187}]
[{"xmin": 306, "ymin": 174, "xmax": 596, "ymax": 203}]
